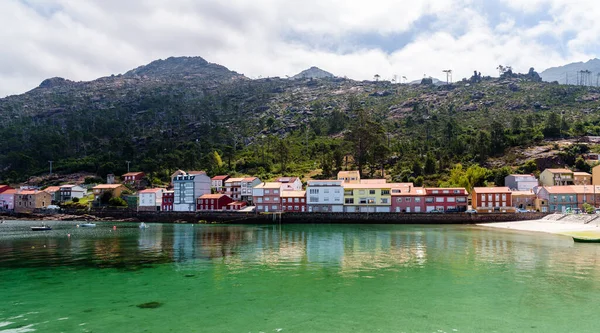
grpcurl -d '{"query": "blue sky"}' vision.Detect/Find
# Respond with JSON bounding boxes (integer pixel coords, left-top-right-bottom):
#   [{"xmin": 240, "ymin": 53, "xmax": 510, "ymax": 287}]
[{"xmin": 0, "ymin": 0, "xmax": 598, "ymax": 97}]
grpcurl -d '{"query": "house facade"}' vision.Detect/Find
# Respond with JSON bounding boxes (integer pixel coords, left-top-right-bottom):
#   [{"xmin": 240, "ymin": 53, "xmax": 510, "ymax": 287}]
[
  {"xmin": 138, "ymin": 188, "xmax": 164, "ymax": 212},
  {"xmin": 14, "ymin": 190, "xmax": 52, "ymax": 213},
  {"xmin": 592, "ymin": 165, "xmax": 600, "ymax": 186},
  {"xmin": 241, "ymin": 177, "xmax": 261, "ymax": 203},
  {"xmin": 253, "ymin": 182, "xmax": 283, "ymax": 213},
  {"xmin": 511, "ymin": 190, "xmax": 536, "ymax": 210},
  {"xmin": 224, "ymin": 178, "xmax": 244, "ymax": 201},
  {"xmin": 44, "ymin": 186, "xmax": 61, "ymax": 203},
  {"xmin": 424, "ymin": 188, "xmax": 468, "ymax": 212},
  {"xmin": 472, "ymin": 187, "xmax": 513, "ymax": 211},
  {"xmin": 0, "ymin": 189, "xmax": 16, "ymax": 210},
  {"xmin": 173, "ymin": 172, "xmax": 211, "ymax": 212},
  {"xmin": 539, "ymin": 169, "xmax": 574, "ymax": 186},
  {"xmin": 227, "ymin": 201, "xmax": 247, "ymax": 211},
  {"xmin": 281, "ymin": 190, "xmax": 307, "ymax": 212},
  {"xmin": 92, "ymin": 184, "xmax": 127, "ymax": 201},
  {"xmin": 197, "ymin": 194, "xmax": 233, "ymax": 211},
  {"xmin": 162, "ymin": 191, "xmax": 174, "ymax": 211},
  {"xmin": 537, "ymin": 186, "xmax": 577, "ymax": 213},
  {"xmin": 504, "ymin": 174, "xmax": 538, "ymax": 191},
  {"xmin": 306, "ymin": 180, "xmax": 344, "ymax": 212},
  {"xmin": 342, "ymin": 183, "xmax": 392, "ymax": 213},
  {"xmin": 276, "ymin": 177, "xmax": 303, "ymax": 191},
  {"xmin": 337, "ymin": 171, "xmax": 361, "ymax": 184},
  {"xmin": 392, "ymin": 186, "xmax": 425, "ymax": 213},
  {"xmin": 122, "ymin": 172, "xmax": 145, "ymax": 185},
  {"xmin": 59, "ymin": 185, "xmax": 87, "ymax": 202},
  {"xmin": 211, "ymin": 175, "xmax": 230, "ymax": 193},
  {"xmin": 573, "ymin": 172, "xmax": 592, "ymax": 185},
  {"xmin": 571, "ymin": 185, "xmax": 600, "ymax": 209}
]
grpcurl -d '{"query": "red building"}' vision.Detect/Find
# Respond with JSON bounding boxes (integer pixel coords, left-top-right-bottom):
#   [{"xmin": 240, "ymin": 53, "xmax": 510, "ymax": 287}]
[
  {"xmin": 227, "ymin": 201, "xmax": 248, "ymax": 211},
  {"xmin": 197, "ymin": 194, "xmax": 234, "ymax": 211},
  {"xmin": 0, "ymin": 185, "xmax": 13, "ymax": 194},
  {"xmin": 391, "ymin": 186, "xmax": 426, "ymax": 213},
  {"xmin": 424, "ymin": 188, "xmax": 468, "ymax": 212},
  {"xmin": 162, "ymin": 191, "xmax": 174, "ymax": 211},
  {"xmin": 122, "ymin": 172, "xmax": 145, "ymax": 183},
  {"xmin": 281, "ymin": 190, "xmax": 306, "ymax": 212},
  {"xmin": 472, "ymin": 187, "xmax": 512, "ymax": 210}
]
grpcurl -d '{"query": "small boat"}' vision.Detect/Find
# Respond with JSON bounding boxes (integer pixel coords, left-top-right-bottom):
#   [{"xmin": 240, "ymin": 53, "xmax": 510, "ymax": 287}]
[
  {"xmin": 80, "ymin": 223, "xmax": 96, "ymax": 228},
  {"xmin": 572, "ymin": 237, "xmax": 600, "ymax": 243},
  {"xmin": 31, "ymin": 225, "xmax": 52, "ymax": 231},
  {"xmin": 139, "ymin": 222, "xmax": 148, "ymax": 229}
]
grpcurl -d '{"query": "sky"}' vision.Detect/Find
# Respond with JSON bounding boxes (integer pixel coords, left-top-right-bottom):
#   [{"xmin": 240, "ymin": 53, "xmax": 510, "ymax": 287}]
[{"xmin": 1, "ymin": 0, "xmax": 599, "ymax": 97}]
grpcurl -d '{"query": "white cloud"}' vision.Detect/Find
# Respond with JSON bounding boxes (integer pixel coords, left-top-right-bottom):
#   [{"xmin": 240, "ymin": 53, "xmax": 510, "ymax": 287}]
[{"xmin": 0, "ymin": 0, "xmax": 599, "ymax": 97}]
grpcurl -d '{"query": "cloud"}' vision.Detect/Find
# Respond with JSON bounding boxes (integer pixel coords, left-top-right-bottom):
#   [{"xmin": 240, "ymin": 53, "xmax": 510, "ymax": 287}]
[{"xmin": 0, "ymin": 0, "xmax": 599, "ymax": 97}]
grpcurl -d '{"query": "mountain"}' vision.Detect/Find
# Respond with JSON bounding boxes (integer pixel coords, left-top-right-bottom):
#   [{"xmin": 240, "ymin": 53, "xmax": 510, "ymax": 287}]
[
  {"xmin": 540, "ymin": 58, "xmax": 600, "ymax": 85},
  {"xmin": 1, "ymin": 58, "xmax": 600, "ymax": 185},
  {"xmin": 408, "ymin": 77, "xmax": 447, "ymax": 86},
  {"xmin": 291, "ymin": 66, "xmax": 334, "ymax": 79}
]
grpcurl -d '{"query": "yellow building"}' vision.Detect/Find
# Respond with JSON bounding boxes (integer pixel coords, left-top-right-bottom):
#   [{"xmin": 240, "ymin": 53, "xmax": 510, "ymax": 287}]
[
  {"xmin": 573, "ymin": 172, "xmax": 592, "ymax": 185},
  {"xmin": 92, "ymin": 184, "xmax": 127, "ymax": 200},
  {"xmin": 342, "ymin": 183, "xmax": 391, "ymax": 212},
  {"xmin": 592, "ymin": 165, "xmax": 600, "ymax": 186},
  {"xmin": 539, "ymin": 168, "xmax": 573, "ymax": 186},
  {"xmin": 337, "ymin": 171, "xmax": 361, "ymax": 184}
]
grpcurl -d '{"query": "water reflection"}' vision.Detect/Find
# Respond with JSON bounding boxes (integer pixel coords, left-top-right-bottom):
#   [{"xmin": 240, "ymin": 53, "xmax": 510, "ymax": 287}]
[{"xmin": 2, "ymin": 222, "xmax": 600, "ymax": 279}]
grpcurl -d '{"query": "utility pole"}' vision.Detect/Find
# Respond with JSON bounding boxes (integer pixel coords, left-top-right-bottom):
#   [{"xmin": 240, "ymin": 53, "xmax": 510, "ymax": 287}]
[
  {"xmin": 126, "ymin": 161, "xmax": 131, "ymax": 173},
  {"xmin": 443, "ymin": 70, "xmax": 452, "ymax": 85},
  {"xmin": 48, "ymin": 161, "xmax": 53, "ymax": 176}
]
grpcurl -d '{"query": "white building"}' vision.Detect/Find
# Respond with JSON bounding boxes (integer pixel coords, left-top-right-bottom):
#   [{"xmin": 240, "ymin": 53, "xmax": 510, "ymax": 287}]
[
  {"xmin": 59, "ymin": 185, "xmax": 87, "ymax": 202},
  {"xmin": 211, "ymin": 175, "xmax": 229, "ymax": 193},
  {"xmin": 306, "ymin": 180, "xmax": 344, "ymax": 212},
  {"xmin": 276, "ymin": 177, "xmax": 303, "ymax": 191},
  {"xmin": 241, "ymin": 177, "xmax": 262, "ymax": 203},
  {"xmin": 138, "ymin": 188, "xmax": 165, "ymax": 212},
  {"xmin": 504, "ymin": 174, "xmax": 539, "ymax": 191},
  {"xmin": 173, "ymin": 172, "xmax": 211, "ymax": 211}
]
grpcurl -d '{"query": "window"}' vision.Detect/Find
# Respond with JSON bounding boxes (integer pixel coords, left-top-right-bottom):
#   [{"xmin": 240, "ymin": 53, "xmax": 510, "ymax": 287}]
[
  {"xmin": 396, "ymin": 198, "xmax": 402, "ymax": 203},
  {"xmin": 265, "ymin": 190, "xmax": 270, "ymax": 194},
  {"xmin": 294, "ymin": 198, "xmax": 299, "ymax": 203},
  {"xmin": 310, "ymin": 189, "xmax": 319, "ymax": 194},
  {"xmin": 334, "ymin": 190, "xmax": 341, "ymax": 194},
  {"xmin": 415, "ymin": 198, "xmax": 421, "ymax": 203},
  {"xmin": 359, "ymin": 190, "xmax": 365, "ymax": 195},
  {"xmin": 453, "ymin": 190, "xmax": 461, "ymax": 194},
  {"xmin": 288, "ymin": 206, "xmax": 293, "ymax": 210},
  {"xmin": 265, "ymin": 197, "xmax": 270, "ymax": 201},
  {"xmin": 488, "ymin": 194, "xmax": 492, "ymax": 201},
  {"xmin": 257, "ymin": 198, "xmax": 263, "ymax": 203},
  {"xmin": 324, "ymin": 189, "xmax": 329, "ymax": 194},
  {"xmin": 272, "ymin": 205, "xmax": 278, "ymax": 210},
  {"xmin": 443, "ymin": 190, "xmax": 449, "ymax": 194},
  {"xmin": 295, "ymin": 206, "xmax": 299, "ymax": 210},
  {"xmin": 359, "ymin": 198, "xmax": 367, "ymax": 204},
  {"xmin": 258, "ymin": 205, "xmax": 263, "ymax": 210},
  {"xmin": 381, "ymin": 190, "xmax": 390, "ymax": 195},
  {"xmin": 274, "ymin": 190, "xmax": 279, "ymax": 194},
  {"xmin": 481, "ymin": 194, "xmax": 485, "ymax": 201},
  {"xmin": 405, "ymin": 198, "xmax": 412, "ymax": 203},
  {"xmin": 369, "ymin": 190, "xmax": 376, "ymax": 195},
  {"xmin": 345, "ymin": 198, "xmax": 354, "ymax": 204},
  {"xmin": 432, "ymin": 190, "xmax": 439, "ymax": 194},
  {"xmin": 447, "ymin": 197, "xmax": 456, "ymax": 203},
  {"xmin": 381, "ymin": 198, "xmax": 388, "ymax": 204},
  {"xmin": 425, "ymin": 198, "xmax": 434, "ymax": 203},
  {"xmin": 344, "ymin": 190, "xmax": 353, "ymax": 196},
  {"xmin": 436, "ymin": 197, "xmax": 444, "ymax": 202},
  {"xmin": 324, "ymin": 197, "xmax": 329, "ymax": 202},
  {"xmin": 282, "ymin": 198, "xmax": 287, "ymax": 203},
  {"xmin": 367, "ymin": 198, "xmax": 375, "ymax": 204}
]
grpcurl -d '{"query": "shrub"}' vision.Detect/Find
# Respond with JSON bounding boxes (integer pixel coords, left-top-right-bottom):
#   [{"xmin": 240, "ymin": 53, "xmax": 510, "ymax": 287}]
[{"xmin": 108, "ymin": 197, "xmax": 127, "ymax": 207}]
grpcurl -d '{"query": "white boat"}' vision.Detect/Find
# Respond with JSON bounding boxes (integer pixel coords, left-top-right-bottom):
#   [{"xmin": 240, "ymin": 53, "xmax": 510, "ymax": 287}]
[
  {"xmin": 139, "ymin": 222, "xmax": 148, "ymax": 229},
  {"xmin": 31, "ymin": 225, "xmax": 52, "ymax": 231},
  {"xmin": 80, "ymin": 223, "xmax": 96, "ymax": 228}
]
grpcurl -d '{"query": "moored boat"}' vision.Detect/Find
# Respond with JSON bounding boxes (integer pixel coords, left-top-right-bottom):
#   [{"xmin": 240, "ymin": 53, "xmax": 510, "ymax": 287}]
[
  {"xmin": 31, "ymin": 226, "xmax": 52, "ymax": 231},
  {"xmin": 80, "ymin": 223, "xmax": 96, "ymax": 228},
  {"xmin": 572, "ymin": 237, "xmax": 600, "ymax": 243}
]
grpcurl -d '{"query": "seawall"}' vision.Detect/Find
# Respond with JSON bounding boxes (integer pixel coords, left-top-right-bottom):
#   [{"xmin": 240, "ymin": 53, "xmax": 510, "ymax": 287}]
[{"xmin": 2, "ymin": 210, "xmax": 549, "ymax": 224}]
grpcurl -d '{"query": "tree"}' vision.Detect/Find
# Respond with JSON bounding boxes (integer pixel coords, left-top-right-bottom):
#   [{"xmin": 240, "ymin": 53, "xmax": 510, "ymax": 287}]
[
  {"xmin": 511, "ymin": 117, "xmax": 523, "ymax": 134},
  {"xmin": 412, "ymin": 160, "xmax": 423, "ymax": 176},
  {"xmin": 424, "ymin": 154, "xmax": 437, "ymax": 175},
  {"xmin": 490, "ymin": 121, "xmax": 506, "ymax": 154},
  {"xmin": 475, "ymin": 130, "xmax": 491, "ymax": 162},
  {"xmin": 374, "ymin": 74, "xmax": 380, "ymax": 82},
  {"xmin": 100, "ymin": 191, "xmax": 113, "ymax": 205},
  {"xmin": 108, "ymin": 197, "xmax": 127, "ymax": 207},
  {"xmin": 345, "ymin": 107, "xmax": 385, "ymax": 177},
  {"xmin": 543, "ymin": 112, "xmax": 561, "ymax": 138},
  {"xmin": 493, "ymin": 167, "xmax": 512, "ymax": 186},
  {"xmin": 209, "ymin": 151, "xmax": 224, "ymax": 174},
  {"xmin": 277, "ymin": 139, "xmax": 291, "ymax": 173}
]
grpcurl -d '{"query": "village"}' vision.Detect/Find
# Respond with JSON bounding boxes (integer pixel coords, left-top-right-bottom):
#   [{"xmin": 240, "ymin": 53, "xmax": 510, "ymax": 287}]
[{"xmin": 1, "ymin": 166, "xmax": 600, "ymax": 216}]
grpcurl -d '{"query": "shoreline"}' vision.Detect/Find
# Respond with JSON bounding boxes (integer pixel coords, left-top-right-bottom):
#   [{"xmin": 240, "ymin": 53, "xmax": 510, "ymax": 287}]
[{"xmin": 477, "ymin": 218, "xmax": 600, "ymax": 237}]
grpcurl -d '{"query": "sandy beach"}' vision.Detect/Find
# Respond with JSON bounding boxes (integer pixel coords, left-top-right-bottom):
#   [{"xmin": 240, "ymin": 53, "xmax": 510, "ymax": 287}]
[{"xmin": 478, "ymin": 215, "xmax": 600, "ymax": 237}]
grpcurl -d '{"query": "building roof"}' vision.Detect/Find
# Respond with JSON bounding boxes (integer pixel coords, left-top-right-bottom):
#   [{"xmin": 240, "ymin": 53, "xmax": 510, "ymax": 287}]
[
  {"xmin": 17, "ymin": 190, "xmax": 46, "ymax": 195},
  {"xmin": 0, "ymin": 189, "xmax": 16, "ymax": 195},
  {"xmin": 281, "ymin": 190, "xmax": 306, "ymax": 198},
  {"xmin": 508, "ymin": 174, "xmax": 536, "ymax": 178},
  {"xmin": 163, "ymin": 190, "xmax": 174, "ymax": 194},
  {"xmin": 426, "ymin": 187, "xmax": 467, "ymax": 192},
  {"xmin": 342, "ymin": 183, "xmax": 391, "ymax": 189},
  {"xmin": 473, "ymin": 187, "xmax": 512, "ymax": 194},
  {"xmin": 543, "ymin": 186, "xmax": 577, "ymax": 194},
  {"xmin": 138, "ymin": 188, "xmax": 164, "ymax": 193},
  {"xmin": 44, "ymin": 186, "xmax": 61, "ymax": 193},
  {"xmin": 307, "ymin": 180, "xmax": 343, "ymax": 186},
  {"xmin": 276, "ymin": 177, "xmax": 299, "ymax": 183},
  {"xmin": 511, "ymin": 190, "xmax": 536, "ymax": 196},
  {"xmin": 227, "ymin": 201, "xmax": 247, "ymax": 206},
  {"xmin": 211, "ymin": 175, "xmax": 230, "ymax": 181},
  {"xmin": 392, "ymin": 187, "xmax": 425, "ymax": 196},
  {"xmin": 198, "ymin": 194, "xmax": 230, "ymax": 199},
  {"xmin": 242, "ymin": 177, "xmax": 258, "ymax": 182},
  {"xmin": 0, "ymin": 185, "xmax": 12, "ymax": 193},
  {"xmin": 123, "ymin": 172, "xmax": 144, "ymax": 177},
  {"xmin": 187, "ymin": 171, "xmax": 207, "ymax": 175},
  {"xmin": 569, "ymin": 185, "xmax": 600, "ymax": 194},
  {"xmin": 93, "ymin": 184, "xmax": 125, "ymax": 190},
  {"xmin": 337, "ymin": 171, "xmax": 360, "ymax": 178},
  {"xmin": 543, "ymin": 168, "xmax": 573, "ymax": 174},
  {"xmin": 254, "ymin": 182, "xmax": 283, "ymax": 189},
  {"xmin": 389, "ymin": 183, "xmax": 414, "ymax": 188},
  {"xmin": 225, "ymin": 177, "xmax": 245, "ymax": 183},
  {"xmin": 573, "ymin": 172, "xmax": 592, "ymax": 176},
  {"xmin": 360, "ymin": 179, "xmax": 387, "ymax": 184}
]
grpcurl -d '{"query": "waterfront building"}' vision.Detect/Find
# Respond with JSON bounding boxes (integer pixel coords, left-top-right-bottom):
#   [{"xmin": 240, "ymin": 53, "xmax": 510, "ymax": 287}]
[
  {"xmin": 504, "ymin": 174, "xmax": 538, "ymax": 191},
  {"xmin": 471, "ymin": 187, "xmax": 513, "ymax": 212},
  {"xmin": 539, "ymin": 169, "xmax": 574, "ymax": 186},
  {"xmin": 59, "ymin": 185, "xmax": 87, "ymax": 202},
  {"xmin": 570, "ymin": 185, "xmax": 600, "ymax": 209},
  {"xmin": 306, "ymin": 180, "xmax": 344, "ymax": 212},
  {"xmin": 162, "ymin": 190, "xmax": 174, "ymax": 211},
  {"xmin": 0, "ymin": 189, "xmax": 16, "ymax": 210},
  {"xmin": 14, "ymin": 190, "xmax": 52, "ymax": 213},
  {"xmin": 224, "ymin": 177, "xmax": 244, "ymax": 201},
  {"xmin": 337, "ymin": 171, "xmax": 361, "ymax": 184},
  {"xmin": 281, "ymin": 190, "xmax": 307, "ymax": 212},
  {"xmin": 391, "ymin": 186, "xmax": 425, "ymax": 213},
  {"xmin": 252, "ymin": 182, "xmax": 283, "ymax": 212},
  {"xmin": 197, "ymin": 194, "xmax": 233, "ymax": 211},
  {"xmin": 511, "ymin": 190, "xmax": 536, "ymax": 210},
  {"xmin": 44, "ymin": 186, "xmax": 61, "ymax": 203},
  {"xmin": 536, "ymin": 186, "xmax": 577, "ymax": 213},
  {"xmin": 138, "ymin": 188, "xmax": 165, "ymax": 212},
  {"xmin": 122, "ymin": 172, "xmax": 146, "ymax": 188},
  {"xmin": 342, "ymin": 183, "xmax": 392, "ymax": 213},
  {"xmin": 226, "ymin": 201, "xmax": 247, "ymax": 211},
  {"xmin": 211, "ymin": 175, "xmax": 230, "ymax": 193},
  {"xmin": 424, "ymin": 188, "xmax": 468, "ymax": 212},
  {"xmin": 172, "ymin": 172, "xmax": 211, "ymax": 212},
  {"xmin": 276, "ymin": 177, "xmax": 303, "ymax": 191},
  {"xmin": 573, "ymin": 172, "xmax": 592, "ymax": 185},
  {"xmin": 92, "ymin": 184, "xmax": 127, "ymax": 201},
  {"xmin": 241, "ymin": 177, "xmax": 262, "ymax": 203}
]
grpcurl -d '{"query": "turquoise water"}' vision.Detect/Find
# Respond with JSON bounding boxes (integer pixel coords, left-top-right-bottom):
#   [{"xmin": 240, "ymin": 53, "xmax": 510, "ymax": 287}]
[{"xmin": 1, "ymin": 221, "xmax": 600, "ymax": 333}]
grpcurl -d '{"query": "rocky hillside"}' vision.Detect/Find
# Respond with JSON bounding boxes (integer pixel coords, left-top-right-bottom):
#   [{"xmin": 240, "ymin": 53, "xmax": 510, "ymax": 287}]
[{"xmin": 1, "ymin": 56, "xmax": 600, "ymax": 184}]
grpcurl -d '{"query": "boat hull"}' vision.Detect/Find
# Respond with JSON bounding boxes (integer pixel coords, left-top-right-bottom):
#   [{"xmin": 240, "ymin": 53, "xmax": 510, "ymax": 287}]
[
  {"xmin": 80, "ymin": 224, "xmax": 96, "ymax": 227},
  {"xmin": 573, "ymin": 237, "xmax": 600, "ymax": 243},
  {"xmin": 31, "ymin": 227, "xmax": 52, "ymax": 231}
]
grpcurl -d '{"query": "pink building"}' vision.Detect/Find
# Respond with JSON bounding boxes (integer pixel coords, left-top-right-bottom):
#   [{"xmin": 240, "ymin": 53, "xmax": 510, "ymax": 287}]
[
  {"xmin": 424, "ymin": 188, "xmax": 468, "ymax": 212},
  {"xmin": 281, "ymin": 190, "xmax": 307, "ymax": 212},
  {"xmin": 227, "ymin": 201, "xmax": 248, "ymax": 211},
  {"xmin": 224, "ymin": 178, "xmax": 244, "ymax": 201},
  {"xmin": 0, "ymin": 189, "xmax": 16, "ymax": 210},
  {"xmin": 392, "ymin": 187, "xmax": 425, "ymax": 213},
  {"xmin": 252, "ymin": 182, "xmax": 283, "ymax": 212},
  {"xmin": 276, "ymin": 177, "xmax": 303, "ymax": 191}
]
